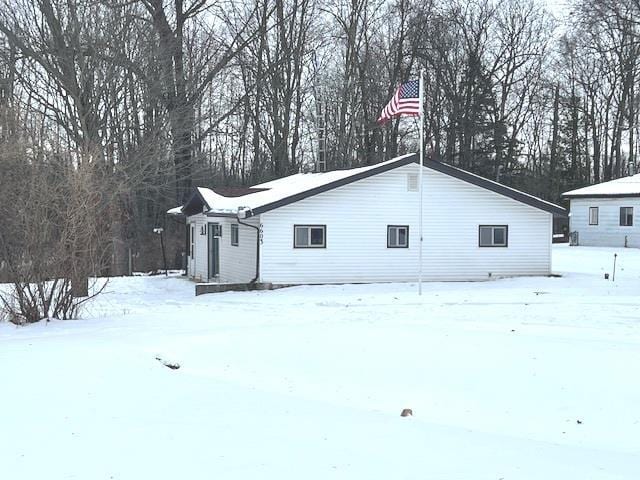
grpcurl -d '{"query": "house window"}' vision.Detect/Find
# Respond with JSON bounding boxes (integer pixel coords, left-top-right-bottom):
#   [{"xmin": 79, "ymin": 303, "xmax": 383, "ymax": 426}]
[
  {"xmin": 620, "ymin": 207, "xmax": 633, "ymax": 226},
  {"xmin": 294, "ymin": 225, "xmax": 326, "ymax": 248},
  {"xmin": 387, "ymin": 225, "xmax": 409, "ymax": 248},
  {"xmin": 479, "ymin": 225, "xmax": 508, "ymax": 247},
  {"xmin": 231, "ymin": 224, "xmax": 239, "ymax": 246},
  {"xmin": 589, "ymin": 207, "xmax": 599, "ymax": 225},
  {"xmin": 210, "ymin": 223, "xmax": 222, "ymax": 237},
  {"xmin": 190, "ymin": 225, "xmax": 195, "ymax": 258}
]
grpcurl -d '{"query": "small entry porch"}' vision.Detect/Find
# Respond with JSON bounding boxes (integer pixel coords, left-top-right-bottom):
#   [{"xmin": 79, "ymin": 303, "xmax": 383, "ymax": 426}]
[{"xmin": 186, "ymin": 213, "xmax": 260, "ymax": 285}]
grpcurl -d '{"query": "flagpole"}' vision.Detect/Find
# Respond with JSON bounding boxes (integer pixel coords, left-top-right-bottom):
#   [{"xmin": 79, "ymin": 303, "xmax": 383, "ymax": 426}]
[{"xmin": 418, "ymin": 68, "xmax": 424, "ymax": 296}]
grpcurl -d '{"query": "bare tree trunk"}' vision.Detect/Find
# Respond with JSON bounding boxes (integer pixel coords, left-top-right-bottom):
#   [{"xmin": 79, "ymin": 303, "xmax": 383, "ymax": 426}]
[{"xmin": 549, "ymin": 84, "xmax": 560, "ymax": 198}]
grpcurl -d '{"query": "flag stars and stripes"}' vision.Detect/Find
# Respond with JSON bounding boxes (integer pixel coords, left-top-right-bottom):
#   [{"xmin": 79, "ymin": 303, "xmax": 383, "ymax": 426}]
[
  {"xmin": 376, "ymin": 73, "xmax": 425, "ymax": 295},
  {"xmin": 377, "ymin": 79, "xmax": 421, "ymax": 125}
]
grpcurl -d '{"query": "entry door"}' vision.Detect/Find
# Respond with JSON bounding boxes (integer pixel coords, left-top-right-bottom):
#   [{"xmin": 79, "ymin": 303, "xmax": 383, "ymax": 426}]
[
  {"xmin": 188, "ymin": 224, "xmax": 196, "ymax": 276},
  {"xmin": 208, "ymin": 223, "xmax": 221, "ymax": 280}
]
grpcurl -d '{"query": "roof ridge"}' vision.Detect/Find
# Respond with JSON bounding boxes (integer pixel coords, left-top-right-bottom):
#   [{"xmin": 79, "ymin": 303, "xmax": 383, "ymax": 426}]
[{"xmin": 172, "ymin": 153, "xmax": 566, "ymax": 217}]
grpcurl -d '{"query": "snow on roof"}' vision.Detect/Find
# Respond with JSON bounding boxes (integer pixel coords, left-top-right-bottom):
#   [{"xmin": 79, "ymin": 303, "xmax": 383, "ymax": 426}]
[
  {"xmin": 166, "ymin": 206, "xmax": 183, "ymax": 215},
  {"xmin": 252, "ymin": 153, "xmax": 414, "ymax": 190},
  {"xmin": 211, "ymin": 187, "xmax": 269, "ymax": 197},
  {"xmin": 171, "ymin": 154, "xmax": 415, "ymax": 216},
  {"xmin": 563, "ymin": 174, "xmax": 640, "ymax": 197},
  {"xmin": 169, "ymin": 152, "xmax": 565, "ymax": 217}
]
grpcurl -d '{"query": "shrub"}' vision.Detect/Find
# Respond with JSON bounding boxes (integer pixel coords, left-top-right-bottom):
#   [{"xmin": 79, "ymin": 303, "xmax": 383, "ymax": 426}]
[{"xmin": 0, "ymin": 148, "xmax": 115, "ymax": 324}]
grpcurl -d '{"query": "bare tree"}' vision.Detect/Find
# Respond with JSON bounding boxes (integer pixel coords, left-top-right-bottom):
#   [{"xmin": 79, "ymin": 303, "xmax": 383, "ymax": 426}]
[{"xmin": 0, "ymin": 143, "xmax": 113, "ymax": 323}]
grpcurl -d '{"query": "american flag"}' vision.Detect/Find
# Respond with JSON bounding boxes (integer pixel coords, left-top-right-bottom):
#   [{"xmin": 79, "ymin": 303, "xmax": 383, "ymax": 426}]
[{"xmin": 377, "ymin": 80, "xmax": 421, "ymax": 125}]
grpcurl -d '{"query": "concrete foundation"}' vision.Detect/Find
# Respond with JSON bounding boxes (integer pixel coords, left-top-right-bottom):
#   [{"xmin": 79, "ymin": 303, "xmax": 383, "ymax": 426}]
[{"xmin": 195, "ymin": 282, "xmax": 284, "ymax": 296}]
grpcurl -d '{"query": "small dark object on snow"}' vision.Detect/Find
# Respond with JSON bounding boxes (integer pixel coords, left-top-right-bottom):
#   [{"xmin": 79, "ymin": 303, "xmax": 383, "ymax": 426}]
[
  {"xmin": 156, "ymin": 356, "xmax": 180, "ymax": 370},
  {"xmin": 576, "ymin": 419, "xmax": 583, "ymax": 425},
  {"xmin": 511, "ymin": 329, "xmax": 516, "ymax": 332},
  {"xmin": 604, "ymin": 273, "xmax": 609, "ymax": 280},
  {"xmin": 401, "ymin": 408, "xmax": 413, "ymax": 417}
]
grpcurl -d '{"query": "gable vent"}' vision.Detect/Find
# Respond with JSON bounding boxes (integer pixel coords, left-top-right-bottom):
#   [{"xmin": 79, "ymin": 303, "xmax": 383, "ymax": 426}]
[{"xmin": 407, "ymin": 173, "xmax": 419, "ymax": 192}]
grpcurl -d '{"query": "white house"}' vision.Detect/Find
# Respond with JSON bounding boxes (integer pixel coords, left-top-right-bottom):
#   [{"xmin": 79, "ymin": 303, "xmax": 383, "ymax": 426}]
[
  {"xmin": 170, "ymin": 154, "xmax": 565, "ymax": 286},
  {"xmin": 563, "ymin": 174, "xmax": 640, "ymax": 247}
]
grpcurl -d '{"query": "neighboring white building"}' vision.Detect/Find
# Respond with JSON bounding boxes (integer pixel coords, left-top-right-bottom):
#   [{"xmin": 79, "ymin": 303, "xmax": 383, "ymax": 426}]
[
  {"xmin": 563, "ymin": 174, "xmax": 640, "ymax": 248},
  {"xmin": 170, "ymin": 154, "xmax": 565, "ymax": 285}
]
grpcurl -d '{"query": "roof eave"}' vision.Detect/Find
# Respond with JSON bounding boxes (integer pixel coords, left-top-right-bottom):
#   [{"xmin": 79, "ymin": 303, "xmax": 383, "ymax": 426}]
[
  {"xmin": 182, "ymin": 188, "xmax": 212, "ymax": 216},
  {"xmin": 563, "ymin": 193, "xmax": 640, "ymax": 199},
  {"xmin": 204, "ymin": 211, "xmax": 241, "ymax": 218},
  {"xmin": 166, "ymin": 207, "xmax": 185, "ymax": 216}
]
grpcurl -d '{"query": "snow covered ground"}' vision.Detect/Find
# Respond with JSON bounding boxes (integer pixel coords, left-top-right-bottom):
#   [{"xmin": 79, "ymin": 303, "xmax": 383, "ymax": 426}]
[{"xmin": 1, "ymin": 245, "xmax": 639, "ymax": 479}]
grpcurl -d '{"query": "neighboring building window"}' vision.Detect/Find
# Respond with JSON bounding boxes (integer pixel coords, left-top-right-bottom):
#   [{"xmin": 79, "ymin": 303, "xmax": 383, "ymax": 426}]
[
  {"xmin": 479, "ymin": 225, "xmax": 508, "ymax": 247},
  {"xmin": 407, "ymin": 173, "xmax": 419, "ymax": 192},
  {"xmin": 620, "ymin": 207, "xmax": 633, "ymax": 226},
  {"xmin": 231, "ymin": 224, "xmax": 239, "ymax": 246},
  {"xmin": 294, "ymin": 225, "xmax": 326, "ymax": 248},
  {"xmin": 589, "ymin": 207, "xmax": 599, "ymax": 225},
  {"xmin": 387, "ymin": 225, "xmax": 409, "ymax": 248}
]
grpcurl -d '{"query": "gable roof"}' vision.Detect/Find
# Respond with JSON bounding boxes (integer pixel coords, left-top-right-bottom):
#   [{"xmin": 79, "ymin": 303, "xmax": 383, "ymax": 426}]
[
  {"xmin": 172, "ymin": 153, "xmax": 566, "ymax": 218},
  {"xmin": 212, "ymin": 187, "xmax": 269, "ymax": 197},
  {"xmin": 563, "ymin": 174, "xmax": 640, "ymax": 198},
  {"xmin": 420, "ymin": 157, "xmax": 566, "ymax": 216}
]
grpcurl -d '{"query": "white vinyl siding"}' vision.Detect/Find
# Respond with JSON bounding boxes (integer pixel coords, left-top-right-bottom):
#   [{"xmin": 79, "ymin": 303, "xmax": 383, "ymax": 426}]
[
  {"xmin": 259, "ymin": 163, "xmax": 552, "ymax": 284},
  {"xmin": 569, "ymin": 198, "xmax": 640, "ymax": 247},
  {"xmin": 187, "ymin": 215, "xmax": 259, "ymax": 283},
  {"xmin": 188, "ymin": 214, "xmax": 209, "ymax": 282}
]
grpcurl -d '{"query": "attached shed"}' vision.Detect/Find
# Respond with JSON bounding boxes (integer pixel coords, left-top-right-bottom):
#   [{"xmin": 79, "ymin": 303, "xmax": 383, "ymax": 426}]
[
  {"xmin": 171, "ymin": 154, "xmax": 565, "ymax": 285},
  {"xmin": 563, "ymin": 174, "xmax": 640, "ymax": 247}
]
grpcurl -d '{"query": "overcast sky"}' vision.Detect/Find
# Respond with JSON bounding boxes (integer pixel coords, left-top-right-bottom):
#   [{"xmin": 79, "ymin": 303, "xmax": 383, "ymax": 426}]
[{"xmin": 544, "ymin": 0, "xmax": 571, "ymax": 19}]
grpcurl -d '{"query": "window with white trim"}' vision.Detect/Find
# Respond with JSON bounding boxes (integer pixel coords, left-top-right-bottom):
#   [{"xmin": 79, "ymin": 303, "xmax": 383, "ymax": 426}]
[
  {"xmin": 479, "ymin": 225, "xmax": 508, "ymax": 247},
  {"xmin": 620, "ymin": 207, "xmax": 633, "ymax": 226},
  {"xmin": 387, "ymin": 225, "xmax": 409, "ymax": 248},
  {"xmin": 231, "ymin": 224, "xmax": 239, "ymax": 246},
  {"xmin": 589, "ymin": 207, "xmax": 598, "ymax": 225},
  {"xmin": 294, "ymin": 225, "xmax": 326, "ymax": 248}
]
